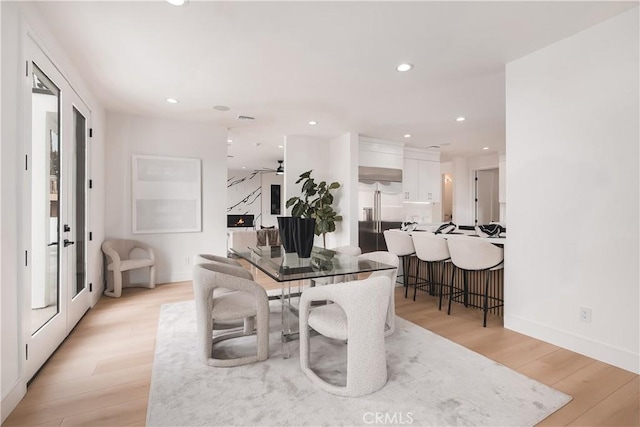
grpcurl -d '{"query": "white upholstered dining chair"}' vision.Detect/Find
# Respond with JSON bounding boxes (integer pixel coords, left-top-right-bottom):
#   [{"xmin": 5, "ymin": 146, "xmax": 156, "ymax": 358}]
[
  {"xmin": 192, "ymin": 263, "xmax": 269, "ymax": 367},
  {"xmin": 299, "ymin": 276, "xmax": 391, "ymax": 397}
]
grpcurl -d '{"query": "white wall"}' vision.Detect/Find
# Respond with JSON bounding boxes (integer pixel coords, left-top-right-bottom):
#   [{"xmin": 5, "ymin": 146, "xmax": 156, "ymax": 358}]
[
  {"xmin": 105, "ymin": 113, "xmax": 227, "ymax": 284},
  {"xmin": 505, "ymin": 8, "xmax": 639, "ymax": 373},
  {"xmin": 284, "ymin": 134, "xmax": 357, "ymax": 248},
  {"xmin": 449, "ymin": 154, "xmax": 500, "ymax": 225},
  {"xmin": 1, "ymin": 1, "xmax": 107, "ymax": 420},
  {"xmin": 328, "ymin": 132, "xmax": 359, "ymax": 247}
]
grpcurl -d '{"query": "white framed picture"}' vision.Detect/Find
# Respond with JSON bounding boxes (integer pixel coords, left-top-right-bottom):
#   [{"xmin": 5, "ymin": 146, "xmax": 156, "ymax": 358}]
[{"xmin": 132, "ymin": 154, "xmax": 202, "ymax": 234}]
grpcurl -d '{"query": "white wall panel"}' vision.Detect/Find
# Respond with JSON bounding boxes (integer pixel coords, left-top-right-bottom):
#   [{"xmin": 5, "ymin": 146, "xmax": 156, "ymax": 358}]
[{"xmin": 505, "ymin": 9, "xmax": 639, "ymax": 373}]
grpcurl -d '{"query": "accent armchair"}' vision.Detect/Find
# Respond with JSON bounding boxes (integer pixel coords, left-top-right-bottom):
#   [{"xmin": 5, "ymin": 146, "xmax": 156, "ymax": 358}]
[{"xmin": 102, "ymin": 239, "xmax": 155, "ymax": 298}]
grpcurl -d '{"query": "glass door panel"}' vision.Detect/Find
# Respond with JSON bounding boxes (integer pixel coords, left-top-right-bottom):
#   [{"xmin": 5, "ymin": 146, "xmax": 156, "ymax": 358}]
[
  {"xmin": 30, "ymin": 64, "xmax": 61, "ymax": 335},
  {"xmin": 72, "ymin": 107, "xmax": 86, "ymax": 298}
]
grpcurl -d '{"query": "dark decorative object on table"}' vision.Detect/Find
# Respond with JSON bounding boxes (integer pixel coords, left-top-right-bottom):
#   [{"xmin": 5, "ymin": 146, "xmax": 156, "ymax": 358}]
[
  {"xmin": 293, "ymin": 217, "xmax": 316, "ymax": 258},
  {"xmin": 277, "ymin": 216, "xmax": 297, "ymax": 253},
  {"xmin": 477, "ymin": 224, "xmax": 506, "ymax": 237},
  {"xmin": 435, "ymin": 222, "xmax": 456, "ymax": 234}
]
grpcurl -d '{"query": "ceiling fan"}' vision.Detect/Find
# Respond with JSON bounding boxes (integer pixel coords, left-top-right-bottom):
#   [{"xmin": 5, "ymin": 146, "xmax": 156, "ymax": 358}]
[{"xmin": 255, "ymin": 160, "xmax": 284, "ymax": 174}]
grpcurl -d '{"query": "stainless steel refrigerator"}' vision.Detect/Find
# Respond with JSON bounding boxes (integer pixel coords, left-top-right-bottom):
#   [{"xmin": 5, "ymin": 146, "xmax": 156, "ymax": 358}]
[{"xmin": 358, "ymin": 167, "xmax": 404, "ymax": 253}]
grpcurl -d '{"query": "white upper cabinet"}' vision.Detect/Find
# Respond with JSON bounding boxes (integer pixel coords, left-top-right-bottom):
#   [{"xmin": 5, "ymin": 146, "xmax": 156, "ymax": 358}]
[
  {"xmin": 359, "ymin": 137, "xmax": 404, "ymax": 170},
  {"xmin": 403, "ymin": 158, "xmax": 419, "ymax": 201},
  {"xmin": 403, "ymin": 148, "xmax": 441, "ymax": 203}
]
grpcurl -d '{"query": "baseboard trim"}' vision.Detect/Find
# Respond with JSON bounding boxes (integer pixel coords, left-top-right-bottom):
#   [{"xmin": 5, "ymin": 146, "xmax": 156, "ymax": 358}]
[
  {"xmin": 1, "ymin": 379, "xmax": 26, "ymax": 423},
  {"xmin": 504, "ymin": 314, "xmax": 639, "ymax": 374},
  {"xmin": 157, "ymin": 271, "xmax": 192, "ymax": 285}
]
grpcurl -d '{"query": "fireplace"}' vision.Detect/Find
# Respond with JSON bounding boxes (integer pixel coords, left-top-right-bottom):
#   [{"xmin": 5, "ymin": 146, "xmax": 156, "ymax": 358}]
[{"xmin": 227, "ymin": 214, "xmax": 254, "ymax": 228}]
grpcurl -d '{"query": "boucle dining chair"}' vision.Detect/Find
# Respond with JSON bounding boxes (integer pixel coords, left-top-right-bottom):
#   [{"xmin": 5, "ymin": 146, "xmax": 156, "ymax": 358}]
[
  {"xmin": 358, "ymin": 251, "xmax": 399, "ymax": 337},
  {"xmin": 312, "ymin": 245, "xmax": 363, "ymax": 286},
  {"xmin": 299, "ymin": 276, "xmax": 391, "ymax": 397},
  {"xmin": 196, "ymin": 253, "xmax": 253, "ymax": 296},
  {"xmin": 446, "ymin": 237, "xmax": 504, "ymax": 327},
  {"xmin": 102, "ymin": 239, "xmax": 155, "ymax": 298},
  {"xmin": 193, "ymin": 263, "xmax": 269, "ymax": 367}
]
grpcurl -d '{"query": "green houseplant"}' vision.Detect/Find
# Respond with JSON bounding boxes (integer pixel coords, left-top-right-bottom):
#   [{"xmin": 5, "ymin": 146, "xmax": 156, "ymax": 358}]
[{"xmin": 286, "ymin": 170, "xmax": 342, "ymax": 249}]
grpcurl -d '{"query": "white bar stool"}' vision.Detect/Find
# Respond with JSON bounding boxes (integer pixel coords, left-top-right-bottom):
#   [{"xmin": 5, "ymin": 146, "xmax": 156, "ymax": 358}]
[
  {"xmin": 446, "ymin": 237, "xmax": 504, "ymax": 327},
  {"xmin": 383, "ymin": 230, "xmax": 416, "ymax": 298},
  {"xmin": 410, "ymin": 232, "xmax": 451, "ymax": 308}
]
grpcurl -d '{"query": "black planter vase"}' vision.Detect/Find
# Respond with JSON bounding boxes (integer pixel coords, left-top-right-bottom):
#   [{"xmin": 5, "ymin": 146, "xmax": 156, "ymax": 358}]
[
  {"xmin": 277, "ymin": 216, "xmax": 297, "ymax": 253},
  {"xmin": 293, "ymin": 217, "xmax": 316, "ymax": 258}
]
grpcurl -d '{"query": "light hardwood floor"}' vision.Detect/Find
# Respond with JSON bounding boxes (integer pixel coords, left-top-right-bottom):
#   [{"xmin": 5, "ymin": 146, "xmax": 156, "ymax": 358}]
[{"xmin": 4, "ymin": 265, "xmax": 639, "ymax": 426}]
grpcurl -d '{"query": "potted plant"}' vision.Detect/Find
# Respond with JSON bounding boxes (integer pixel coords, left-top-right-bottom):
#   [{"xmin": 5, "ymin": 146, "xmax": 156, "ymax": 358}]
[{"xmin": 286, "ymin": 170, "xmax": 342, "ymax": 252}]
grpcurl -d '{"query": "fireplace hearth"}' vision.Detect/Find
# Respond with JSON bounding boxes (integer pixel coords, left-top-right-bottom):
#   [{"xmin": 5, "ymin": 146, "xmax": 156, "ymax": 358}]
[{"xmin": 227, "ymin": 214, "xmax": 254, "ymax": 228}]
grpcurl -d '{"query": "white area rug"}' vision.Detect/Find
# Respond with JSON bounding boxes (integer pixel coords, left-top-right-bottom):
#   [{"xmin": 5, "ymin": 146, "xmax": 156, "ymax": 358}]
[{"xmin": 147, "ymin": 300, "xmax": 571, "ymax": 426}]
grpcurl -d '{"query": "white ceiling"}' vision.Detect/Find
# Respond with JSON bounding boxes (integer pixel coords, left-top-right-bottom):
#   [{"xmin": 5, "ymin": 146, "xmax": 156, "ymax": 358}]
[{"xmin": 35, "ymin": 1, "xmax": 637, "ymax": 170}]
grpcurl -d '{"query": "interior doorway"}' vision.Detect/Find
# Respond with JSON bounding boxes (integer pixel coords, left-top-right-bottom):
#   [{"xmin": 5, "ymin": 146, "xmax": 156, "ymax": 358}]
[
  {"xmin": 475, "ymin": 168, "xmax": 499, "ymax": 224},
  {"xmin": 442, "ymin": 173, "xmax": 453, "ymax": 222}
]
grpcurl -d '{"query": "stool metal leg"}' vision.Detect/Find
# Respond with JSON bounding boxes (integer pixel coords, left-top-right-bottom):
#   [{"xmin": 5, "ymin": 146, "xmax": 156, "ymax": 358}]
[
  {"xmin": 447, "ymin": 266, "xmax": 456, "ymax": 315},
  {"xmin": 483, "ymin": 270, "xmax": 491, "ymax": 327}
]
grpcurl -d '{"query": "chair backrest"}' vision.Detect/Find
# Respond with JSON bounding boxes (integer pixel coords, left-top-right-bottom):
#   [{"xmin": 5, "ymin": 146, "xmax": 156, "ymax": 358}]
[
  {"xmin": 196, "ymin": 254, "xmax": 252, "ymax": 280},
  {"xmin": 446, "ymin": 237, "xmax": 504, "ymax": 271},
  {"xmin": 195, "ymin": 262, "xmax": 254, "ymax": 285},
  {"xmin": 102, "ymin": 239, "xmax": 141, "ymax": 260},
  {"xmin": 332, "ymin": 245, "xmax": 362, "ymax": 256},
  {"xmin": 196, "ymin": 254, "xmax": 241, "ymax": 267},
  {"xmin": 411, "ymin": 232, "xmax": 450, "ymax": 262},
  {"xmin": 358, "ymin": 251, "xmax": 399, "ymax": 284},
  {"xmin": 383, "ymin": 230, "xmax": 415, "ymax": 256}
]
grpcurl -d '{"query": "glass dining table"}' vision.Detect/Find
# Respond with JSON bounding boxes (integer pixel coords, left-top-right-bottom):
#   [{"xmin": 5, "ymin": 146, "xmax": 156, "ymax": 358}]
[{"xmin": 230, "ymin": 245, "xmax": 397, "ymax": 357}]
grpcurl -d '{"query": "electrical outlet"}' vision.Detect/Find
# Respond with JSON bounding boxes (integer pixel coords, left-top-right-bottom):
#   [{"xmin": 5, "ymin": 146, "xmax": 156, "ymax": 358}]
[{"xmin": 579, "ymin": 306, "xmax": 592, "ymax": 323}]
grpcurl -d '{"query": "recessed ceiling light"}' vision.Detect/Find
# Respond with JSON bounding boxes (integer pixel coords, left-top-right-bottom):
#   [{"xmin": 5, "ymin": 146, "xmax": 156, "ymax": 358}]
[
  {"xmin": 396, "ymin": 63, "xmax": 414, "ymax": 72},
  {"xmin": 456, "ymin": 117, "xmax": 466, "ymax": 122},
  {"xmin": 241, "ymin": 166, "xmax": 246, "ymax": 169},
  {"xmin": 227, "ymin": 139, "xmax": 232, "ymax": 143},
  {"xmin": 483, "ymin": 147, "xmax": 490, "ymax": 150},
  {"xmin": 278, "ymin": 145, "xmax": 284, "ymax": 148},
  {"xmin": 404, "ymin": 134, "xmax": 412, "ymax": 138},
  {"xmin": 166, "ymin": 0, "xmax": 187, "ymax": 5},
  {"xmin": 213, "ymin": 105, "xmax": 230, "ymax": 112},
  {"xmin": 308, "ymin": 121, "xmax": 317, "ymax": 125},
  {"xmin": 166, "ymin": 98, "xmax": 179, "ymax": 104}
]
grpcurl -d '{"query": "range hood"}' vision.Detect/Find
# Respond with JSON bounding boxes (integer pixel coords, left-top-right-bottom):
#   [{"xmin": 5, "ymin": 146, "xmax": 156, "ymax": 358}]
[{"xmin": 358, "ymin": 166, "xmax": 403, "ymax": 183}]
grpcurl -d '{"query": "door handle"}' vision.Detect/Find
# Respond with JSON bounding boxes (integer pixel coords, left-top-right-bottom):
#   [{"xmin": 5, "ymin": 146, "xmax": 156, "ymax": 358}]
[
  {"xmin": 64, "ymin": 239, "xmax": 75, "ymax": 247},
  {"xmin": 47, "ymin": 242, "xmax": 58, "ymax": 247}
]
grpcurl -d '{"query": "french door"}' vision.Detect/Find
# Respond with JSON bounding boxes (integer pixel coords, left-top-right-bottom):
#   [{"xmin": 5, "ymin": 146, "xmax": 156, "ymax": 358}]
[{"xmin": 23, "ymin": 38, "xmax": 91, "ymax": 380}]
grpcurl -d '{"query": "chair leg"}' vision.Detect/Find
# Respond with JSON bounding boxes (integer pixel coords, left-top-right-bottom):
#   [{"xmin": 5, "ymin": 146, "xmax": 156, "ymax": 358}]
[
  {"xmin": 447, "ymin": 266, "xmax": 456, "ymax": 315},
  {"xmin": 148, "ymin": 265, "xmax": 156, "ymax": 289},
  {"xmin": 483, "ymin": 270, "xmax": 491, "ymax": 327},
  {"xmin": 412, "ymin": 259, "xmax": 422, "ymax": 301},
  {"xmin": 438, "ymin": 261, "xmax": 446, "ymax": 311},
  {"xmin": 403, "ymin": 256, "xmax": 410, "ymax": 299},
  {"xmin": 463, "ymin": 271, "xmax": 469, "ymax": 307}
]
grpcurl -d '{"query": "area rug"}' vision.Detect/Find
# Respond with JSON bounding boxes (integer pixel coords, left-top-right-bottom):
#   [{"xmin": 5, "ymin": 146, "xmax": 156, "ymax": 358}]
[{"xmin": 147, "ymin": 300, "xmax": 571, "ymax": 426}]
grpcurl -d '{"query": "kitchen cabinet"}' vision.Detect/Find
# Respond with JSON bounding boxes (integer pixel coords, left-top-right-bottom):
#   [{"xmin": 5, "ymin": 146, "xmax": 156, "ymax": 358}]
[{"xmin": 403, "ymin": 158, "xmax": 441, "ymax": 203}]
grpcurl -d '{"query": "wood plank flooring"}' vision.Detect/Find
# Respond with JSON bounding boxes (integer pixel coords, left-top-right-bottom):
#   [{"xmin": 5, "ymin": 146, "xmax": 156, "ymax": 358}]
[{"xmin": 4, "ymin": 264, "xmax": 638, "ymax": 426}]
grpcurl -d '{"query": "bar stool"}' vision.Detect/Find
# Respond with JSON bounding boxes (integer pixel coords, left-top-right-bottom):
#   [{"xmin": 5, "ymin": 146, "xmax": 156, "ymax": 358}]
[
  {"xmin": 446, "ymin": 237, "xmax": 504, "ymax": 327},
  {"xmin": 383, "ymin": 230, "xmax": 416, "ymax": 298},
  {"xmin": 410, "ymin": 232, "xmax": 451, "ymax": 308}
]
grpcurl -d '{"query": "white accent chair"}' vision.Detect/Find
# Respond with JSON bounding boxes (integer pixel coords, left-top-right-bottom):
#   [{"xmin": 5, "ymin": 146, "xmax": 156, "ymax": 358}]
[
  {"xmin": 411, "ymin": 232, "xmax": 451, "ymax": 308},
  {"xmin": 383, "ymin": 230, "xmax": 416, "ymax": 298},
  {"xmin": 446, "ymin": 237, "xmax": 504, "ymax": 327},
  {"xmin": 102, "ymin": 239, "xmax": 155, "ymax": 298},
  {"xmin": 312, "ymin": 245, "xmax": 363, "ymax": 286},
  {"xmin": 358, "ymin": 251, "xmax": 399, "ymax": 337},
  {"xmin": 192, "ymin": 263, "xmax": 269, "ymax": 367},
  {"xmin": 299, "ymin": 276, "xmax": 391, "ymax": 397}
]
